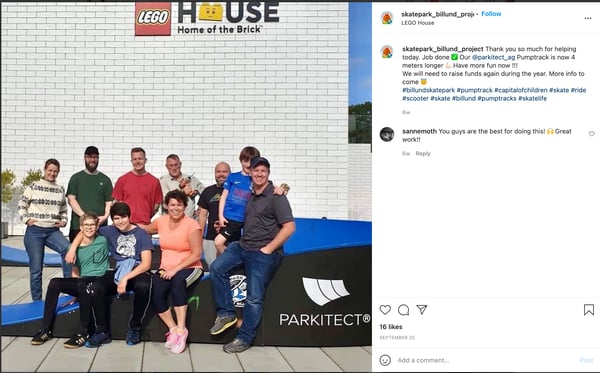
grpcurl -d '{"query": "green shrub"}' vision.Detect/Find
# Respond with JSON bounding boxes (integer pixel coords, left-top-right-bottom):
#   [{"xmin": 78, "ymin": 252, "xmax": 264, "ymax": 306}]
[
  {"xmin": 1, "ymin": 169, "xmax": 17, "ymax": 204},
  {"xmin": 21, "ymin": 168, "xmax": 42, "ymax": 192}
]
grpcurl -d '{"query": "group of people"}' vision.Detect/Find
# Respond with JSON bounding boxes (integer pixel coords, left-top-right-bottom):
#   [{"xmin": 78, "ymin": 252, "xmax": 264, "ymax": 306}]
[{"xmin": 17, "ymin": 145, "xmax": 295, "ymax": 354}]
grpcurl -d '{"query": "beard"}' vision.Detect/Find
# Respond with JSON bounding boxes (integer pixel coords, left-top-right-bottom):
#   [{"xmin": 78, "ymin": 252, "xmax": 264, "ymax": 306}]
[{"xmin": 85, "ymin": 162, "xmax": 98, "ymax": 173}]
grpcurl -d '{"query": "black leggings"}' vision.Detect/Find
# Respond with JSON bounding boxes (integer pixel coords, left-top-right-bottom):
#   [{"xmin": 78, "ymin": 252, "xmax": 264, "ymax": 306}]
[
  {"xmin": 42, "ymin": 277, "xmax": 96, "ymax": 333},
  {"xmin": 152, "ymin": 268, "xmax": 202, "ymax": 313},
  {"xmin": 87, "ymin": 270, "xmax": 152, "ymax": 333}
]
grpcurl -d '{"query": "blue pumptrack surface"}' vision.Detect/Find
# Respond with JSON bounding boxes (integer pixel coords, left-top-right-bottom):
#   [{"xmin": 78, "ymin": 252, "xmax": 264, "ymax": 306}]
[
  {"xmin": 284, "ymin": 218, "xmax": 371, "ymax": 255},
  {"xmin": 2, "ymin": 296, "xmax": 78, "ymax": 326},
  {"xmin": 151, "ymin": 218, "xmax": 371, "ymax": 256},
  {"xmin": 1, "ymin": 245, "xmax": 62, "ymax": 265}
]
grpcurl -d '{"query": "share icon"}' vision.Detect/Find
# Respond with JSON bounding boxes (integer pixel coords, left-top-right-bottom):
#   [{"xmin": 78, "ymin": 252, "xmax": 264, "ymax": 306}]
[{"xmin": 416, "ymin": 305, "xmax": 428, "ymax": 315}]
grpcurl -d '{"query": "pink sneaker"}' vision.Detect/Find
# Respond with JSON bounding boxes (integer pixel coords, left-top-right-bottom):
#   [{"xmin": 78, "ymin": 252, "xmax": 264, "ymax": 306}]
[
  {"xmin": 164, "ymin": 328, "xmax": 178, "ymax": 349},
  {"xmin": 171, "ymin": 328, "xmax": 188, "ymax": 354}
]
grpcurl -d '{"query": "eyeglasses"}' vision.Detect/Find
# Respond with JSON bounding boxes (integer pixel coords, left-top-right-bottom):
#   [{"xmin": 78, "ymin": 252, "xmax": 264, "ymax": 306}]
[{"xmin": 82, "ymin": 223, "xmax": 97, "ymax": 228}]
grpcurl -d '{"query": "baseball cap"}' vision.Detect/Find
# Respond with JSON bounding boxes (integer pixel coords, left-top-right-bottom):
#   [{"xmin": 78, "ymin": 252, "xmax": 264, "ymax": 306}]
[
  {"xmin": 250, "ymin": 156, "xmax": 270, "ymax": 169},
  {"xmin": 84, "ymin": 146, "xmax": 99, "ymax": 156}
]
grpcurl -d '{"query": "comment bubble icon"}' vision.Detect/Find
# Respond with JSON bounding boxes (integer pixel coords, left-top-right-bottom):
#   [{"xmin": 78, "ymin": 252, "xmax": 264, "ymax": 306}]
[{"xmin": 398, "ymin": 304, "xmax": 410, "ymax": 316}]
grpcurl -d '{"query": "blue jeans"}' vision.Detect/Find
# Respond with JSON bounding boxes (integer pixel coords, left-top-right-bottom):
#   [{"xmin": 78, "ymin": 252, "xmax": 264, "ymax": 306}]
[
  {"xmin": 24, "ymin": 225, "xmax": 72, "ymax": 301},
  {"xmin": 210, "ymin": 242, "xmax": 283, "ymax": 344}
]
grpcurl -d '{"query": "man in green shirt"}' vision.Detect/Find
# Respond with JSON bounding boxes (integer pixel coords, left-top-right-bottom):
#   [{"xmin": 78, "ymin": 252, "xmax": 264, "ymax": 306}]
[{"xmin": 66, "ymin": 146, "xmax": 114, "ymax": 242}]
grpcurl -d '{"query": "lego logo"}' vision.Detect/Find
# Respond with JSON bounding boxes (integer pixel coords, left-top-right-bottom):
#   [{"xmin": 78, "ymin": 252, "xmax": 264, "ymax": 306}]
[{"xmin": 137, "ymin": 10, "xmax": 170, "ymax": 25}]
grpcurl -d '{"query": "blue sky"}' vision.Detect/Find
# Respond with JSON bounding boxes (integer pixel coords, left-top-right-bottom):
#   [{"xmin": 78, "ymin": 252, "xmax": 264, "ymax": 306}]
[{"xmin": 349, "ymin": 2, "xmax": 372, "ymax": 105}]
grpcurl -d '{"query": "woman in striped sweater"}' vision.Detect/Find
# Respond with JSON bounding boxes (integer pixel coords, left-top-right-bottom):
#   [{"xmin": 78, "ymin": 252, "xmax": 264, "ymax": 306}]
[{"xmin": 18, "ymin": 158, "xmax": 73, "ymax": 301}]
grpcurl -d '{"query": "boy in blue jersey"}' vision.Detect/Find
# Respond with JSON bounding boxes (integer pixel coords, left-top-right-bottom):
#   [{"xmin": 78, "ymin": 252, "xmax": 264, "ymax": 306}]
[
  {"xmin": 214, "ymin": 146, "xmax": 261, "ymax": 254},
  {"xmin": 214, "ymin": 147, "xmax": 290, "ymax": 256}
]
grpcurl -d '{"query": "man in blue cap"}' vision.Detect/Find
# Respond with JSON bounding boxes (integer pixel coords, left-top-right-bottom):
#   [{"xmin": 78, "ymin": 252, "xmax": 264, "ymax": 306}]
[{"xmin": 208, "ymin": 156, "xmax": 295, "ymax": 353}]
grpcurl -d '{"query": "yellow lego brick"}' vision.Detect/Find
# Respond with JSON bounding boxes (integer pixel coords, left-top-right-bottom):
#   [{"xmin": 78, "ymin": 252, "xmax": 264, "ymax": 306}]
[{"xmin": 199, "ymin": 3, "xmax": 223, "ymax": 21}]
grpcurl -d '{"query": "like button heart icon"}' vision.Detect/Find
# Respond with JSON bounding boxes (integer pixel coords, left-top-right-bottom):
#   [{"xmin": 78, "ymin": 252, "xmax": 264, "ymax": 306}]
[{"xmin": 379, "ymin": 305, "xmax": 391, "ymax": 315}]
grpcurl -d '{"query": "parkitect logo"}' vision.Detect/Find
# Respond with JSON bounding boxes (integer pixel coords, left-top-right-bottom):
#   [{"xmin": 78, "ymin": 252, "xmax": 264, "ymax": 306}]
[
  {"xmin": 278, "ymin": 277, "xmax": 371, "ymax": 328},
  {"xmin": 302, "ymin": 277, "xmax": 350, "ymax": 306},
  {"xmin": 136, "ymin": 1, "xmax": 281, "ymax": 37}
]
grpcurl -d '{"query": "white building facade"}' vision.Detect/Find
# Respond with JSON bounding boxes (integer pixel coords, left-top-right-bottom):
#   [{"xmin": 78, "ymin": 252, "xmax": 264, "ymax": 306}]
[{"xmin": 1, "ymin": 2, "xmax": 371, "ymax": 235}]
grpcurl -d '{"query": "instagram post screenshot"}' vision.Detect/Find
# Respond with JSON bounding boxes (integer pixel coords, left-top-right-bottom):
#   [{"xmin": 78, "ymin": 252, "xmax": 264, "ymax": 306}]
[{"xmin": 373, "ymin": 2, "xmax": 598, "ymax": 372}]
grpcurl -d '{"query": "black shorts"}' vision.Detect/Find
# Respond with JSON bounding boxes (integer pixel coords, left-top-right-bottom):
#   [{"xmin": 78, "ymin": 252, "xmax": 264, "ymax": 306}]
[{"xmin": 220, "ymin": 219, "xmax": 244, "ymax": 243}]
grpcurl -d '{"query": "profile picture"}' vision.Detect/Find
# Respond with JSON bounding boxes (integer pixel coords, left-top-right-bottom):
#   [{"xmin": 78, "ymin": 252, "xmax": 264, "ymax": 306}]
[
  {"xmin": 381, "ymin": 12, "xmax": 393, "ymax": 24},
  {"xmin": 381, "ymin": 45, "xmax": 393, "ymax": 58},
  {"xmin": 380, "ymin": 127, "xmax": 394, "ymax": 142}
]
